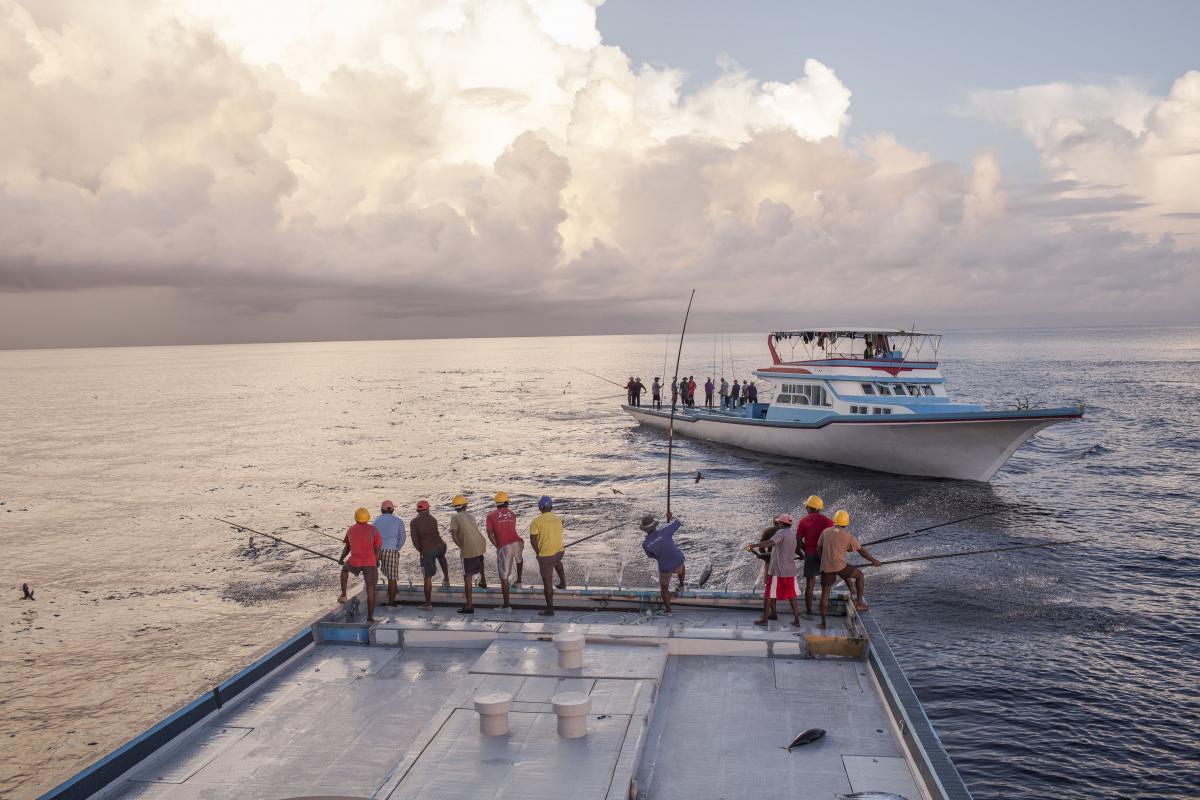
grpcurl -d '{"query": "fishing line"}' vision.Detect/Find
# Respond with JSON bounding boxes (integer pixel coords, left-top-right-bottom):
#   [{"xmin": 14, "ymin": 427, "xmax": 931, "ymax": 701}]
[
  {"xmin": 863, "ymin": 537, "xmax": 1094, "ymax": 567},
  {"xmin": 215, "ymin": 518, "xmax": 341, "ymax": 563}
]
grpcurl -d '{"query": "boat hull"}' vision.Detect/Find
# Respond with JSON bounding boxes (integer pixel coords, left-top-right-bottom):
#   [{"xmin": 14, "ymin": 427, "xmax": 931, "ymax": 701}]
[{"xmin": 623, "ymin": 405, "xmax": 1081, "ymax": 481}]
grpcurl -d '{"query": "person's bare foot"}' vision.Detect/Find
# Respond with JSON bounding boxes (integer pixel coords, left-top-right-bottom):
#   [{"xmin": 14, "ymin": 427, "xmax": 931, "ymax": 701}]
[
  {"xmin": 367, "ymin": 617, "xmax": 377, "ymax": 623},
  {"xmin": 538, "ymin": 609, "xmax": 555, "ymax": 616},
  {"xmin": 855, "ymin": 600, "xmax": 870, "ymax": 611},
  {"xmin": 817, "ymin": 622, "xmax": 827, "ymax": 629},
  {"xmin": 420, "ymin": 602, "xmax": 433, "ymax": 610},
  {"xmin": 556, "ymin": 582, "xmax": 566, "ymax": 590},
  {"xmin": 792, "ymin": 617, "xmax": 802, "ymax": 626},
  {"xmin": 753, "ymin": 618, "xmax": 768, "ymax": 626},
  {"xmin": 337, "ymin": 594, "xmax": 348, "ymax": 603}
]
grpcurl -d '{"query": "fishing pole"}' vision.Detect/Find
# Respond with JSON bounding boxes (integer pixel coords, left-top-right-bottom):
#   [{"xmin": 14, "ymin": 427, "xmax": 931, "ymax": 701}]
[
  {"xmin": 562, "ymin": 517, "xmax": 641, "ymax": 549},
  {"xmin": 862, "ymin": 507, "xmax": 1007, "ymax": 547},
  {"xmin": 860, "ymin": 537, "xmax": 1094, "ymax": 567},
  {"xmin": 666, "ymin": 289, "xmax": 696, "ymax": 516},
  {"xmin": 214, "ymin": 517, "xmax": 341, "ymax": 563},
  {"xmin": 572, "ymin": 366, "xmax": 627, "ymax": 390}
]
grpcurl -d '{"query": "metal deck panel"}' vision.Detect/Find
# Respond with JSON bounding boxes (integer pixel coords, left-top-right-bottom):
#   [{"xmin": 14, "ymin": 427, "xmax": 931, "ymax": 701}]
[
  {"xmin": 386, "ymin": 709, "xmax": 633, "ymax": 800},
  {"xmin": 636, "ymin": 656, "xmax": 905, "ymax": 800},
  {"xmin": 468, "ymin": 639, "xmax": 668, "ymax": 681}
]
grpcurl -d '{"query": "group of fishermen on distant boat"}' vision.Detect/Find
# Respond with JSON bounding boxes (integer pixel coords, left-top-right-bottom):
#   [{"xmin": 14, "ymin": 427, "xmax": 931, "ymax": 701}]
[
  {"xmin": 624, "ymin": 375, "xmax": 758, "ymax": 411},
  {"xmin": 337, "ymin": 492, "xmax": 879, "ymax": 628}
]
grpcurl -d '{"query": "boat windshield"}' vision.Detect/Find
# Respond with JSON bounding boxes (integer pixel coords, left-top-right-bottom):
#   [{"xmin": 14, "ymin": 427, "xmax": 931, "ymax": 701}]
[{"xmin": 769, "ymin": 329, "xmax": 942, "ymax": 363}]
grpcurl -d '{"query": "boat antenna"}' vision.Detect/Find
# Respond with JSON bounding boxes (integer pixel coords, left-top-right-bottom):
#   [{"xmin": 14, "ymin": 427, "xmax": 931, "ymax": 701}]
[{"xmin": 666, "ymin": 289, "xmax": 696, "ymax": 516}]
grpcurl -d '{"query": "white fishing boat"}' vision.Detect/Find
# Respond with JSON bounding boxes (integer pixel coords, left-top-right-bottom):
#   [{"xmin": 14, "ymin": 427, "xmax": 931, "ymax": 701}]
[{"xmin": 625, "ymin": 328, "xmax": 1083, "ymax": 481}]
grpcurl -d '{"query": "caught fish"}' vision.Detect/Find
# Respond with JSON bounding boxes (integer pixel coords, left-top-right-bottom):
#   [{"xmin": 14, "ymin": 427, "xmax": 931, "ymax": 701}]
[
  {"xmin": 838, "ymin": 793, "xmax": 909, "ymax": 800},
  {"xmin": 784, "ymin": 727, "xmax": 825, "ymax": 749},
  {"xmin": 695, "ymin": 564, "xmax": 713, "ymax": 588}
]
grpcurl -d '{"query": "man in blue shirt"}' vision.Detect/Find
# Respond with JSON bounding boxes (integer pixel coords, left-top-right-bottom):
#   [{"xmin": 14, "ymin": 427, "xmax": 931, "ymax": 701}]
[
  {"xmin": 641, "ymin": 513, "xmax": 685, "ymax": 614},
  {"xmin": 372, "ymin": 500, "xmax": 406, "ymax": 607}
]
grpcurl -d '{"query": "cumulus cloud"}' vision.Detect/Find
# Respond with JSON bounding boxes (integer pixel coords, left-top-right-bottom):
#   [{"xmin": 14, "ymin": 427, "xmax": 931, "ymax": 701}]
[{"xmin": 0, "ymin": 0, "xmax": 1196, "ymax": 347}]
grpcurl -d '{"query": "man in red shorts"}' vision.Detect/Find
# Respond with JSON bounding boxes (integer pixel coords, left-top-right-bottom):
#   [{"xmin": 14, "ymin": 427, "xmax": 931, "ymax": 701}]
[
  {"xmin": 745, "ymin": 514, "xmax": 801, "ymax": 627},
  {"xmin": 338, "ymin": 507, "xmax": 382, "ymax": 623}
]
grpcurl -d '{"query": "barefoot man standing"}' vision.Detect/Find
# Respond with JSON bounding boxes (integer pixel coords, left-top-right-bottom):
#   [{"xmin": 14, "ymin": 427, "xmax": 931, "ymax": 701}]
[
  {"xmin": 338, "ymin": 507, "xmax": 382, "ymax": 623},
  {"xmin": 817, "ymin": 510, "xmax": 881, "ymax": 629},
  {"xmin": 640, "ymin": 512, "xmax": 685, "ymax": 614},
  {"xmin": 528, "ymin": 495, "xmax": 566, "ymax": 616}
]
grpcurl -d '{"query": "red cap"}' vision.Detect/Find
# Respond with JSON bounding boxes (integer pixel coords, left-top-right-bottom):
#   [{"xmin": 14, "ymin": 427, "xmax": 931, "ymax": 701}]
[
  {"xmin": 381, "ymin": 500, "xmax": 395, "ymax": 511},
  {"xmin": 416, "ymin": 500, "xmax": 430, "ymax": 511},
  {"xmin": 773, "ymin": 514, "xmax": 793, "ymax": 526}
]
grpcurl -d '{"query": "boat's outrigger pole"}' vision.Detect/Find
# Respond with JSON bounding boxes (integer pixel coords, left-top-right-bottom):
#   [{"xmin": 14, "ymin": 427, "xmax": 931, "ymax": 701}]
[{"xmin": 666, "ymin": 290, "xmax": 696, "ymax": 516}]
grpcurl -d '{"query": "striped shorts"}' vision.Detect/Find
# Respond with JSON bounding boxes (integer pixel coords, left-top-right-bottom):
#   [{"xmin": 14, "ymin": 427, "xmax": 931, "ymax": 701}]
[{"xmin": 379, "ymin": 548, "xmax": 401, "ymax": 581}]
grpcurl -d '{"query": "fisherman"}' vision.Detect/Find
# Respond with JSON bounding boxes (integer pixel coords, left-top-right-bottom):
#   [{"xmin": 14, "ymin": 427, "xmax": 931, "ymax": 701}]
[
  {"xmin": 448, "ymin": 495, "xmax": 488, "ymax": 614},
  {"xmin": 817, "ymin": 510, "xmax": 881, "ymax": 629},
  {"xmin": 337, "ymin": 507, "xmax": 382, "ymax": 623},
  {"xmin": 632, "ymin": 377, "xmax": 645, "ymax": 407},
  {"xmin": 704, "ymin": 377, "xmax": 714, "ymax": 408},
  {"xmin": 671, "ymin": 377, "xmax": 679, "ymax": 407},
  {"xmin": 528, "ymin": 495, "xmax": 566, "ymax": 616},
  {"xmin": 486, "ymin": 491, "xmax": 524, "ymax": 608},
  {"xmin": 688, "ymin": 376, "xmax": 697, "ymax": 408},
  {"xmin": 652, "ymin": 377, "xmax": 662, "ymax": 411},
  {"xmin": 641, "ymin": 512, "xmax": 685, "ymax": 614},
  {"xmin": 625, "ymin": 376, "xmax": 635, "ymax": 405},
  {"xmin": 372, "ymin": 500, "xmax": 406, "ymax": 608},
  {"xmin": 719, "ymin": 377, "xmax": 729, "ymax": 410},
  {"xmin": 730, "ymin": 379, "xmax": 741, "ymax": 409},
  {"xmin": 795, "ymin": 495, "xmax": 833, "ymax": 615},
  {"xmin": 410, "ymin": 499, "xmax": 450, "ymax": 609},
  {"xmin": 863, "ymin": 339, "xmax": 875, "ymax": 359},
  {"xmin": 745, "ymin": 381, "xmax": 758, "ymax": 407},
  {"xmin": 745, "ymin": 514, "xmax": 801, "ymax": 627}
]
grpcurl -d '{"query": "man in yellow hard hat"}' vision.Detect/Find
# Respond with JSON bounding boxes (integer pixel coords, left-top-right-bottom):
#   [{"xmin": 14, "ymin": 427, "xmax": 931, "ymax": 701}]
[
  {"xmin": 338, "ymin": 507, "xmax": 382, "ymax": 623},
  {"xmin": 486, "ymin": 491, "xmax": 523, "ymax": 608},
  {"xmin": 795, "ymin": 495, "xmax": 833, "ymax": 615},
  {"xmin": 816, "ymin": 510, "xmax": 880, "ymax": 629},
  {"xmin": 449, "ymin": 495, "xmax": 488, "ymax": 614}
]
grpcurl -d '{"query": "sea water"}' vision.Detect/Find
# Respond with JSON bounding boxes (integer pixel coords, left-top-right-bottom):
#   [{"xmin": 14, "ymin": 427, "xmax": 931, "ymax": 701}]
[{"xmin": 1, "ymin": 328, "xmax": 1197, "ymax": 799}]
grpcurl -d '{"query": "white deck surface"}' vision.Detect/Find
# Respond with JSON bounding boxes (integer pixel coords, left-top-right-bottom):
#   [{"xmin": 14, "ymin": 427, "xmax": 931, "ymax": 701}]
[{"xmin": 95, "ymin": 602, "xmax": 927, "ymax": 800}]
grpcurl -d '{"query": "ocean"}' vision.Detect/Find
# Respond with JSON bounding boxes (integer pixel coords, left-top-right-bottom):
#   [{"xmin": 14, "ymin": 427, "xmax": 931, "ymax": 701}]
[{"xmin": 1, "ymin": 328, "xmax": 1197, "ymax": 799}]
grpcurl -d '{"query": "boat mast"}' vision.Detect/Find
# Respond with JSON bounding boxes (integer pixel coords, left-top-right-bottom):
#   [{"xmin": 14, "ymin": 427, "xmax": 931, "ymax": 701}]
[{"xmin": 666, "ymin": 290, "xmax": 696, "ymax": 516}]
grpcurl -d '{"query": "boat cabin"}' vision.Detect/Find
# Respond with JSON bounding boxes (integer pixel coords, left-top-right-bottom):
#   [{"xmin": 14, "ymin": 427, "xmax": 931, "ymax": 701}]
[{"xmin": 744, "ymin": 328, "xmax": 983, "ymax": 422}]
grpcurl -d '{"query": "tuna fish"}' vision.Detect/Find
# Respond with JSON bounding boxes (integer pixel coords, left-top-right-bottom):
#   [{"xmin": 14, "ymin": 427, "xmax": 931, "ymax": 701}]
[{"xmin": 784, "ymin": 728, "xmax": 826, "ymax": 749}]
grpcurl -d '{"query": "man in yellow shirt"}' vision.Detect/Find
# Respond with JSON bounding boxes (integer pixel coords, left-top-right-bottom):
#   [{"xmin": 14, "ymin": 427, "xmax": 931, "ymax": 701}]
[{"xmin": 528, "ymin": 495, "xmax": 566, "ymax": 616}]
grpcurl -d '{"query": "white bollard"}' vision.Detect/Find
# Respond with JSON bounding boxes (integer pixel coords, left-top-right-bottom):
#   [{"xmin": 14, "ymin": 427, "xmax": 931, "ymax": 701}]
[
  {"xmin": 473, "ymin": 691, "xmax": 514, "ymax": 736},
  {"xmin": 553, "ymin": 631, "xmax": 585, "ymax": 669},
  {"xmin": 552, "ymin": 691, "xmax": 591, "ymax": 739}
]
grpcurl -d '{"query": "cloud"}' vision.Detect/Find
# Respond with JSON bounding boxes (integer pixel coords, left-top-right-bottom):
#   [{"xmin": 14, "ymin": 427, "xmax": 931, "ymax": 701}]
[{"xmin": 0, "ymin": 0, "xmax": 1197, "ymax": 347}]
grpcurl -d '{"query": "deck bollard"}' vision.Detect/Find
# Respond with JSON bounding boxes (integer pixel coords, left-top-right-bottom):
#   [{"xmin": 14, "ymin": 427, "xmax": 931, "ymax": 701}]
[
  {"xmin": 553, "ymin": 631, "xmax": 585, "ymax": 669},
  {"xmin": 551, "ymin": 691, "xmax": 591, "ymax": 739},
  {"xmin": 473, "ymin": 691, "xmax": 513, "ymax": 736}
]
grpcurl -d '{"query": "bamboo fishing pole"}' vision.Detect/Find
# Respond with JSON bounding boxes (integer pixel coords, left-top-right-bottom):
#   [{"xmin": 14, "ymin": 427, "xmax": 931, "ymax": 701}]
[
  {"xmin": 666, "ymin": 290, "xmax": 696, "ymax": 516},
  {"xmin": 215, "ymin": 517, "xmax": 340, "ymax": 563},
  {"xmin": 859, "ymin": 537, "xmax": 1093, "ymax": 567},
  {"xmin": 563, "ymin": 517, "xmax": 641, "ymax": 549},
  {"xmin": 862, "ymin": 507, "xmax": 1006, "ymax": 547},
  {"xmin": 572, "ymin": 366, "xmax": 627, "ymax": 390}
]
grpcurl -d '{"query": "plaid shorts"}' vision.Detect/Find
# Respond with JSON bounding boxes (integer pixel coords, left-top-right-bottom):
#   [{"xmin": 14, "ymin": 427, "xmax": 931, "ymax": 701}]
[{"xmin": 379, "ymin": 548, "xmax": 401, "ymax": 581}]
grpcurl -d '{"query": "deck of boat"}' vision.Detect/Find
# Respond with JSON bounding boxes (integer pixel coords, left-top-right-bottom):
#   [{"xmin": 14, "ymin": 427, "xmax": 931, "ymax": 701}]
[{"xmin": 78, "ymin": 594, "xmax": 947, "ymax": 800}]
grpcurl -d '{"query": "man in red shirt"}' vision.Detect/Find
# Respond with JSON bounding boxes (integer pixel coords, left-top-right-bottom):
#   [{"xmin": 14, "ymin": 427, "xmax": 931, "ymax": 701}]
[
  {"xmin": 338, "ymin": 507, "xmax": 382, "ymax": 623},
  {"xmin": 795, "ymin": 495, "xmax": 833, "ymax": 615},
  {"xmin": 486, "ymin": 491, "xmax": 524, "ymax": 609}
]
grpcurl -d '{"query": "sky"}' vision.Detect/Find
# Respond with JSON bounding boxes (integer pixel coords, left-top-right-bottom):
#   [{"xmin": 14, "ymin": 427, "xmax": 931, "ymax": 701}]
[{"xmin": 0, "ymin": 0, "xmax": 1198, "ymax": 349}]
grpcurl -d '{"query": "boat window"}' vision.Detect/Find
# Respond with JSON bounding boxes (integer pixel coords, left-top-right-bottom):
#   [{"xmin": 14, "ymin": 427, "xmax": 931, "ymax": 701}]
[
  {"xmin": 907, "ymin": 385, "xmax": 920, "ymax": 396},
  {"xmin": 861, "ymin": 383, "xmax": 875, "ymax": 395},
  {"xmin": 777, "ymin": 395, "xmax": 790, "ymax": 404},
  {"xmin": 876, "ymin": 385, "xmax": 891, "ymax": 395},
  {"xmin": 794, "ymin": 394, "xmax": 809, "ymax": 405},
  {"xmin": 921, "ymin": 385, "xmax": 934, "ymax": 396}
]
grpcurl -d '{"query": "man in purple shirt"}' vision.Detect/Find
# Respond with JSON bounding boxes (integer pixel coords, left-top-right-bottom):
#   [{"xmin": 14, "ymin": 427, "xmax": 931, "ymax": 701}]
[
  {"xmin": 704, "ymin": 378, "xmax": 714, "ymax": 408},
  {"xmin": 641, "ymin": 513, "xmax": 685, "ymax": 614}
]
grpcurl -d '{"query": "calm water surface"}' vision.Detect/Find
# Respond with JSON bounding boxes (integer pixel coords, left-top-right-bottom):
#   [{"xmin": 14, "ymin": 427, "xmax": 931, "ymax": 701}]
[{"xmin": 1, "ymin": 328, "xmax": 1198, "ymax": 799}]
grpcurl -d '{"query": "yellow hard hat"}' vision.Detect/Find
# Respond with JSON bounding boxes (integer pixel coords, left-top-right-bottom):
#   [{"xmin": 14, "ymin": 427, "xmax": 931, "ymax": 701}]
[
  {"xmin": 354, "ymin": 507, "xmax": 371, "ymax": 523},
  {"xmin": 805, "ymin": 495, "xmax": 824, "ymax": 510},
  {"xmin": 494, "ymin": 491, "xmax": 509, "ymax": 505},
  {"xmin": 833, "ymin": 510, "xmax": 850, "ymax": 527},
  {"xmin": 452, "ymin": 494, "xmax": 468, "ymax": 507}
]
